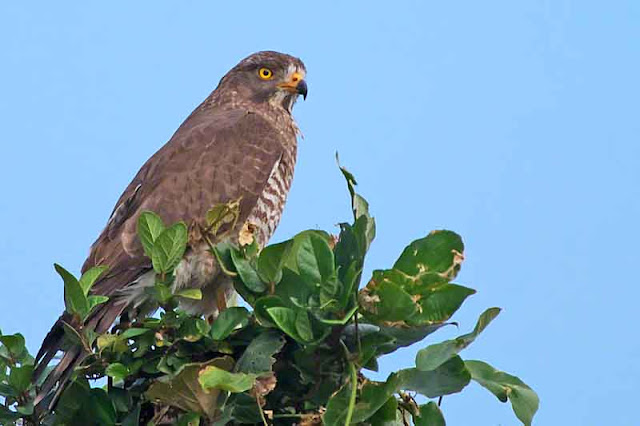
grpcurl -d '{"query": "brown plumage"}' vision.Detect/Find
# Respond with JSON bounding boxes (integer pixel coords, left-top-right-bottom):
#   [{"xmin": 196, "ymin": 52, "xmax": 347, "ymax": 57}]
[{"xmin": 33, "ymin": 51, "xmax": 307, "ymax": 411}]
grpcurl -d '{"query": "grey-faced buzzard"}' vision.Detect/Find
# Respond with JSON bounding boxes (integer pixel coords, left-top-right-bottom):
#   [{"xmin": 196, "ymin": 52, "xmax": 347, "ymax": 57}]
[{"xmin": 34, "ymin": 51, "xmax": 308, "ymax": 409}]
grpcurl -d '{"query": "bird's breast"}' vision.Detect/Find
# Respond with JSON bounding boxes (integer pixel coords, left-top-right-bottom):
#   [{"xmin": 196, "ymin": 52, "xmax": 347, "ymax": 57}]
[{"xmin": 248, "ymin": 143, "xmax": 297, "ymax": 247}]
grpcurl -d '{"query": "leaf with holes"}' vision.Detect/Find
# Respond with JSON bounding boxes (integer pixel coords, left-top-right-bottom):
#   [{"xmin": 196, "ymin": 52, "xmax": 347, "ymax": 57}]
[
  {"xmin": 235, "ymin": 330, "xmax": 285, "ymax": 374},
  {"xmin": 147, "ymin": 357, "xmax": 234, "ymax": 420},
  {"xmin": 359, "ymin": 279, "xmax": 417, "ymax": 322},
  {"xmin": 410, "ymin": 283, "xmax": 476, "ymax": 325},
  {"xmin": 394, "ymin": 230, "xmax": 464, "ymax": 281}
]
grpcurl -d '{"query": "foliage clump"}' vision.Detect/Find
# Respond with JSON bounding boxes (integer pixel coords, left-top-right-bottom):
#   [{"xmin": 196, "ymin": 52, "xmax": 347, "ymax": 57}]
[{"xmin": 0, "ymin": 166, "xmax": 538, "ymax": 425}]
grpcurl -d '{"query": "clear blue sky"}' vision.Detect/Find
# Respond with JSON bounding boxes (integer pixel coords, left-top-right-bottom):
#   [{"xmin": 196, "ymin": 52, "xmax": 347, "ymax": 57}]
[{"xmin": 1, "ymin": 2, "xmax": 638, "ymax": 425}]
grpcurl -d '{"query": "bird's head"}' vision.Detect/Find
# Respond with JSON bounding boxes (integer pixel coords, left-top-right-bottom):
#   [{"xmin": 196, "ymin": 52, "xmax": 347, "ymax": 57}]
[{"xmin": 218, "ymin": 51, "xmax": 307, "ymax": 113}]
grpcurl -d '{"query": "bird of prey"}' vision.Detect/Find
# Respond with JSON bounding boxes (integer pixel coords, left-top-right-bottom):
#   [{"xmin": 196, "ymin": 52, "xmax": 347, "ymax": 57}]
[{"xmin": 33, "ymin": 50, "xmax": 308, "ymax": 409}]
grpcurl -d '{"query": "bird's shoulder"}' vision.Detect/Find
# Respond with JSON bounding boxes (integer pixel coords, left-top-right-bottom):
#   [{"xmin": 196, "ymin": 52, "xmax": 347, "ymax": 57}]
[{"xmin": 83, "ymin": 107, "xmax": 294, "ymax": 274}]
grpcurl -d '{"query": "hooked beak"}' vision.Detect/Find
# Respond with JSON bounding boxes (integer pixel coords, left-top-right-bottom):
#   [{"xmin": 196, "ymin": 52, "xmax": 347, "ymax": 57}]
[{"xmin": 278, "ymin": 71, "xmax": 308, "ymax": 100}]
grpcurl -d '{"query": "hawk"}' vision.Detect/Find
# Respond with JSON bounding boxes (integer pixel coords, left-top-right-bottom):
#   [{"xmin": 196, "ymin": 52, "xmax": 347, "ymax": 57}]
[{"xmin": 34, "ymin": 51, "xmax": 308, "ymax": 409}]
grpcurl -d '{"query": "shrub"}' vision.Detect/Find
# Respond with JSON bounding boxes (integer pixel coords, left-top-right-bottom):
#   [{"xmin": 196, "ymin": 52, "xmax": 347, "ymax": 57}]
[{"xmin": 0, "ymin": 165, "xmax": 538, "ymax": 425}]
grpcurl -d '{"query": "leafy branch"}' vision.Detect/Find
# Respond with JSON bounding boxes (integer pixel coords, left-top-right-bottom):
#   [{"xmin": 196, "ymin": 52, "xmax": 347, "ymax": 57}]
[{"xmin": 0, "ymin": 165, "xmax": 539, "ymax": 425}]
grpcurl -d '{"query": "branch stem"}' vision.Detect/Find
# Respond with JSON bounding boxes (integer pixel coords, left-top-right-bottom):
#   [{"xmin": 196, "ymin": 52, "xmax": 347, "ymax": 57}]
[
  {"xmin": 344, "ymin": 361, "xmax": 358, "ymax": 426},
  {"xmin": 258, "ymin": 402, "xmax": 269, "ymax": 426}
]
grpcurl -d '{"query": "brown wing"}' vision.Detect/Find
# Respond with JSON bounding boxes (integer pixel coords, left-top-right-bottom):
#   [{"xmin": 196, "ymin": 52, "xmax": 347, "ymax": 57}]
[
  {"xmin": 83, "ymin": 108, "xmax": 287, "ymax": 298},
  {"xmin": 34, "ymin": 108, "xmax": 291, "ymax": 412}
]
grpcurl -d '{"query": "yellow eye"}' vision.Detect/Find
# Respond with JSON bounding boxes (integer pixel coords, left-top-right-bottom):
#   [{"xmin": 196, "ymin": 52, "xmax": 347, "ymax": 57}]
[{"xmin": 258, "ymin": 67, "xmax": 273, "ymax": 80}]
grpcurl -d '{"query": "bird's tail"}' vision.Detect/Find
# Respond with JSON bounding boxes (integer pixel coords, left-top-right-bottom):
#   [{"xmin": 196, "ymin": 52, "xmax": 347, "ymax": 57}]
[
  {"xmin": 32, "ymin": 314, "xmax": 87, "ymax": 413},
  {"xmin": 33, "ymin": 301, "xmax": 126, "ymax": 416}
]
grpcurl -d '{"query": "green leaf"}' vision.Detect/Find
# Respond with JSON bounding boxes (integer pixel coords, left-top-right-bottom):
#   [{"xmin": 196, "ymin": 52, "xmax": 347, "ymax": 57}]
[
  {"xmin": 17, "ymin": 401, "xmax": 34, "ymax": 415},
  {"xmin": 351, "ymin": 376, "xmax": 400, "ymax": 423},
  {"xmin": 176, "ymin": 288, "xmax": 203, "ymax": 300},
  {"xmin": 283, "ymin": 230, "xmax": 333, "ymax": 274},
  {"xmin": 270, "ymin": 268, "xmax": 318, "ymax": 312},
  {"xmin": 8, "ymin": 364, "xmax": 33, "ymax": 393},
  {"xmin": 253, "ymin": 295, "xmax": 286, "ymax": 327},
  {"xmin": 55, "ymin": 263, "xmax": 89, "ymax": 318},
  {"xmin": 414, "ymin": 402, "xmax": 445, "ymax": 426},
  {"xmin": 319, "ymin": 275, "xmax": 342, "ymax": 309},
  {"xmin": 177, "ymin": 412, "xmax": 201, "ymax": 426},
  {"xmin": 323, "ymin": 377, "xmax": 352, "ymax": 426},
  {"xmin": 85, "ymin": 325, "xmax": 99, "ymax": 346},
  {"xmin": 335, "ymin": 216, "xmax": 375, "ymax": 273},
  {"xmin": 108, "ymin": 386, "xmax": 131, "ymax": 412},
  {"xmin": 119, "ymin": 328, "xmax": 150, "ymax": 339},
  {"xmin": 0, "ymin": 382, "xmax": 18, "ymax": 398},
  {"xmin": 137, "ymin": 211, "xmax": 166, "ymax": 258},
  {"xmin": 316, "ymin": 304, "xmax": 358, "ymax": 326},
  {"xmin": 0, "ymin": 405, "xmax": 20, "ymax": 423},
  {"xmin": 88, "ymin": 388, "xmax": 117, "ymax": 426},
  {"xmin": 105, "ymin": 363, "xmax": 129, "ymax": 382},
  {"xmin": 222, "ymin": 393, "xmax": 263, "ymax": 424},
  {"xmin": 338, "ymin": 159, "xmax": 373, "ymax": 221},
  {"xmin": 368, "ymin": 396, "xmax": 399, "ymax": 425},
  {"xmin": 179, "ymin": 317, "xmax": 211, "ymax": 342},
  {"xmin": 377, "ymin": 323, "xmax": 445, "ymax": 350},
  {"xmin": 235, "ymin": 330, "xmax": 286, "ymax": 374},
  {"xmin": 360, "ymin": 279, "xmax": 417, "ymax": 322},
  {"xmin": 396, "ymin": 356, "xmax": 471, "ymax": 398},
  {"xmin": 416, "ymin": 308, "xmax": 501, "ymax": 371},
  {"xmin": 205, "ymin": 200, "xmax": 241, "ymax": 236},
  {"xmin": 147, "ymin": 357, "xmax": 234, "ymax": 420},
  {"xmin": 210, "ymin": 307, "xmax": 250, "ymax": 340},
  {"xmin": 52, "ymin": 378, "xmax": 91, "ymax": 423},
  {"xmin": 295, "ymin": 231, "xmax": 335, "ymax": 285},
  {"xmin": 337, "ymin": 260, "xmax": 361, "ymax": 310},
  {"xmin": 52, "ymin": 385, "xmax": 116, "ymax": 426},
  {"xmin": 230, "ymin": 248, "xmax": 266, "ymax": 292},
  {"xmin": 334, "ymin": 224, "xmax": 363, "ymax": 283},
  {"xmin": 152, "ymin": 282, "xmax": 173, "ymax": 303},
  {"xmin": 87, "ymin": 295, "xmax": 109, "ymax": 316},
  {"xmin": 394, "ymin": 230, "xmax": 464, "ymax": 281},
  {"xmin": 257, "ymin": 240, "xmax": 292, "ymax": 284},
  {"xmin": 343, "ymin": 326, "xmax": 395, "ymax": 367},
  {"xmin": 465, "ymin": 360, "xmax": 539, "ymax": 426},
  {"xmin": 295, "ymin": 310, "xmax": 314, "ymax": 342},
  {"xmin": 78, "ymin": 265, "xmax": 108, "ymax": 295},
  {"xmin": 151, "ymin": 221, "xmax": 188, "ymax": 273},
  {"xmin": 121, "ymin": 404, "xmax": 141, "ymax": 426},
  {"xmin": 411, "ymin": 284, "xmax": 476, "ymax": 325},
  {"xmin": 61, "ymin": 321, "xmax": 86, "ymax": 348},
  {"xmin": 266, "ymin": 307, "xmax": 302, "ymax": 341},
  {"xmin": 198, "ymin": 365, "xmax": 257, "ymax": 393},
  {"xmin": 0, "ymin": 333, "xmax": 27, "ymax": 361},
  {"xmin": 211, "ymin": 241, "xmax": 236, "ymax": 275},
  {"xmin": 97, "ymin": 333, "xmax": 118, "ymax": 350},
  {"xmin": 337, "ymin": 159, "xmax": 376, "ymax": 260}
]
